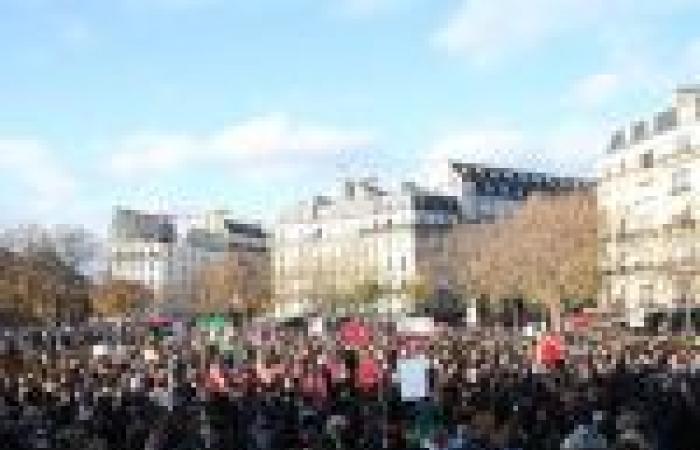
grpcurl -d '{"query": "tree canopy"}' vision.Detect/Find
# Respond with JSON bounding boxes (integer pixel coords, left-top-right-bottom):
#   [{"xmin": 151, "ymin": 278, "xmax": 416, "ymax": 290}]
[
  {"xmin": 450, "ymin": 191, "xmax": 599, "ymax": 315},
  {"xmin": 0, "ymin": 247, "xmax": 91, "ymax": 324}
]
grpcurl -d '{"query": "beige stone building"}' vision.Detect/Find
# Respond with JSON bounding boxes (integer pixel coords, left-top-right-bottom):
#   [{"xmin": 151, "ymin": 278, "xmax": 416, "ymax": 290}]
[
  {"xmin": 598, "ymin": 86, "xmax": 700, "ymax": 325},
  {"xmin": 272, "ymin": 179, "xmax": 460, "ymax": 318},
  {"xmin": 272, "ymin": 166, "xmax": 590, "ymax": 320},
  {"xmin": 109, "ymin": 208, "xmax": 270, "ymax": 316}
]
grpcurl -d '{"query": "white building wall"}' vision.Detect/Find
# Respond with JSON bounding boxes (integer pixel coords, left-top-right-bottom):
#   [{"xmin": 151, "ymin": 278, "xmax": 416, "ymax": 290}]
[
  {"xmin": 272, "ymin": 185, "xmax": 428, "ymax": 318},
  {"xmin": 598, "ymin": 87, "xmax": 700, "ymax": 323}
]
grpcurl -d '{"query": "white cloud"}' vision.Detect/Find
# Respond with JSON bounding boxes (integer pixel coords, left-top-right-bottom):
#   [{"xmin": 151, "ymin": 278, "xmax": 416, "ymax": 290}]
[
  {"xmin": 107, "ymin": 113, "xmax": 374, "ymax": 177},
  {"xmin": 562, "ymin": 34, "xmax": 700, "ymax": 119},
  {"xmin": 210, "ymin": 113, "xmax": 372, "ymax": 158},
  {"xmin": 0, "ymin": 138, "xmax": 78, "ymax": 216},
  {"xmin": 544, "ymin": 120, "xmax": 607, "ymax": 176},
  {"xmin": 431, "ymin": 0, "xmax": 700, "ymax": 67},
  {"xmin": 108, "ymin": 133, "xmax": 198, "ymax": 176},
  {"xmin": 431, "ymin": 0, "xmax": 604, "ymax": 66},
  {"xmin": 569, "ymin": 72, "xmax": 621, "ymax": 108}
]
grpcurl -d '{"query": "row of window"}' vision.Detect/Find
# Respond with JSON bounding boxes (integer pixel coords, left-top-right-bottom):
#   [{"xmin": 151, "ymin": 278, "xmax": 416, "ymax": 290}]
[
  {"xmin": 611, "ymin": 108, "xmax": 679, "ymax": 151},
  {"xmin": 305, "ymin": 214, "xmax": 453, "ymax": 240},
  {"xmin": 607, "ymin": 133, "xmax": 692, "ymax": 176}
]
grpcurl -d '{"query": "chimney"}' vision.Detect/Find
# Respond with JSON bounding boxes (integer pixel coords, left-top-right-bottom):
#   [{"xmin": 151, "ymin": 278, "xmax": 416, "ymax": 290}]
[
  {"xmin": 673, "ymin": 84, "xmax": 700, "ymax": 125},
  {"xmin": 344, "ymin": 180, "xmax": 356, "ymax": 199}
]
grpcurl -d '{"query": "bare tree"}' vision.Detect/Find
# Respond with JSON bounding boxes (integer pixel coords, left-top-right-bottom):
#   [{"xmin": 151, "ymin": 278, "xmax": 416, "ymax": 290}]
[
  {"xmin": 191, "ymin": 252, "xmax": 271, "ymax": 316},
  {"xmin": 450, "ymin": 191, "xmax": 599, "ymax": 322},
  {"xmin": 90, "ymin": 278, "xmax": 153, "ymax": 318},
  {"xmin": 0, "ymin": 224, "xmax": 105, "ymax": 278},
  {"xmin": 0, "ymin": 247, "xmax": 91, "ymax": 324}
]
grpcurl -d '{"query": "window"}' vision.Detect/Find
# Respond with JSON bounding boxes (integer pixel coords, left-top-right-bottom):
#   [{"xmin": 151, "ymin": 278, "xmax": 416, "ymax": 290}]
[
  {"xmin": 640, "ymin": 284, "xmax": 654, "ymax": 309},
  {"xmin": 673, "ymin": 205, "xmax": 693, "ymax": 228},
  {"xmin": 618, "ymin": 218, "xmax": 627, "ymax": 236},
  {"xmin": 671, "ymin": 167, "xmax": 691, "ymax": 195},
  {"xmin": 638, "ymin": 177, "xmax": 651, "ymax": 187},
  {"xmin": 631, "ymin": 121, "xmax": 647, "ymax": 143},
  {"xmin": 619, "ymin": 250, "xmax": 629, "ymax": 270},
  {"xmin": 654, "ymin": 108, "xmax": 678, "ymax": 133},
  {"xmin": 676, "ymin": 135, "xmax": 691, "ymax": 152},
  {"xmin": 609, "ymin": 129, "xmax": 626, "ymax": 152},
  {"xmin": 640, "ymin": 150, "xmax": 654, "ymax": 169}
]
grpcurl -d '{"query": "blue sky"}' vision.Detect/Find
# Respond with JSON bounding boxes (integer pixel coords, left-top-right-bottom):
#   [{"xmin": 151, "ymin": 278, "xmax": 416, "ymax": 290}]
[{"xmin": 0, "ymin": 0, "xmax": 698, "ymax": 233}]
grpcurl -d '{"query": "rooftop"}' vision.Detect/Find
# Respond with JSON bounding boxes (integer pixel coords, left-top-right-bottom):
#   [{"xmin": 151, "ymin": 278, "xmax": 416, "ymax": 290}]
[{"xmin": 450, "ymin": 161, "xmax": 594, "ymax": 190}]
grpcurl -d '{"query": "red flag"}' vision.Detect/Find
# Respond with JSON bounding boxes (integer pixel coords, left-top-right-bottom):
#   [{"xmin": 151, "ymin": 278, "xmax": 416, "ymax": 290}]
[
  {"xmin": 357, "ymin": 357, "xmax": 381, "ymax": 391},
  {"xmin": 205, "ymin": 363, "xmax": 227, "ymax": 392},
  {"xmin": 537, "ymin": 334, "xmax": 565, "ymax": 368},
  {"xmin": 340, "ymin": 319, "xmax": 371, "ymax": 347}
]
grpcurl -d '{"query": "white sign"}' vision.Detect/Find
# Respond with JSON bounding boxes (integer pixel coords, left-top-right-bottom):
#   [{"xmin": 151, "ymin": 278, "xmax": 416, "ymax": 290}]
[
  {"xmin": 628, "ymin": 308, "xmax": 646, "ymax": 328},
  {"xmin": 465, "ymin": 306, "xmax": 478, "ymax": 325},
  {"xmin": 396, "ymin": 316, "xmax": 435, "ymax": 335},
  {"xmin": 396, "ymin": 355, "xmax": 429, "ymax": 400},
  {"xmin": 308, "ymin": 317, "xmax": 324, "ymax": 336},
  {"xmin": 92, "ymin": 344, "xmax": 108, "ymax": 357},
  {"xmin": 144, "ymin": 348, "xmax": 158, "ymax": 361}
]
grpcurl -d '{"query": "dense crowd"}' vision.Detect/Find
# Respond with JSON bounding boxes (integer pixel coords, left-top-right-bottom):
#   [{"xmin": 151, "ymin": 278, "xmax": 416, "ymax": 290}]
[{"xmin": 0, "ymin": 319, "xmax": 698, "ymax": 450}]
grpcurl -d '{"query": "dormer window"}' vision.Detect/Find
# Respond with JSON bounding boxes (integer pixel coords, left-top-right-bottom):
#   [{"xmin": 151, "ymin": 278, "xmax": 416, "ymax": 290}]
[
  {"xmin": 654, "ymin": 107, "xmax": 678, "ymax": 133},
  {"xmin": 671, "ymin": 167, "xmax": 691, "ymax": 195},
  {"xmin": 631, "ymin": 121, "xmax": 647, "ymax": 143},
  {"xmin": 640, "ymin": 150, "xmax": 654, "ymax": 169},
  {"xmin": 609, "ymin": 129, "xmax": 626, "ymax": 152}
]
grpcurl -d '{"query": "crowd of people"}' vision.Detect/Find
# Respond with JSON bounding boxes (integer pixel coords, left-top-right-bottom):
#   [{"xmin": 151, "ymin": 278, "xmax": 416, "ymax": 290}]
[{"xmin": 0, "ymin": 317, "xmax": 698, "ymax": 450}]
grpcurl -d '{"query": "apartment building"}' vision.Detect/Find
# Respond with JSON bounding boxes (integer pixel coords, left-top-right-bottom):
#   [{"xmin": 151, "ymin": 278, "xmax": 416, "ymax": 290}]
[
  {"xmin": 272, "ymin": 178, "xmax": 460, "ymax": 318},
  {"xmin": 273, "ymin": 163, "xmax": 594, "ymax": 319},
  {"xmin": 171, "ymin": 210, "xmax": 270, "ymax": 315},
  {"xmin": 109, "ymin": 208, "xmax": 270, "ymax": 315},
  {"xmin": 598, "ymin": 86, "xmax": 700, "ymax": 325},
  {"xmin": 109, "ymin": 208, "xmax": 177, "ymax": 312}
]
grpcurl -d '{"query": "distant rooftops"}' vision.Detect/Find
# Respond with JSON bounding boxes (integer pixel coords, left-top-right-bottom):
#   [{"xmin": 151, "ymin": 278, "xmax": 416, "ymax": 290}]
[
  {"xmin": 675, "ymin": 84, "xmax": 700, "ymax": 95},
  {"xmin": 277, "ymin": 161, "xmax": 594, "ymax": 226},
  {"xmin": 224, "ymin": 219, "xmax": 269, "ymax": 239},
  {"xmin": 607, "ymin": 85, "xmax": 700, "ymax": 153},
  {"xmin": 341, "ymin": 177, "xmax": 387, "ymax": 199},
  {"xmin": 111, "ymin": 207, "xmax": 267, "ymax": 244},
  {"xmin": 111, "ymin": 208, "xmax": 176, "ymax": 243},
  {"xmin": 450, "ymin": 162, "xmax": 594, "ymax": 192}
]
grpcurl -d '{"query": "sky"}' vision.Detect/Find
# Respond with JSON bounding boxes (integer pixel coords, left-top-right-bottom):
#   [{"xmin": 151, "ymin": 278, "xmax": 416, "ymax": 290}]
[{"xmin": 0, "ymin": 0, "xmax": 698, "ymax": 234}]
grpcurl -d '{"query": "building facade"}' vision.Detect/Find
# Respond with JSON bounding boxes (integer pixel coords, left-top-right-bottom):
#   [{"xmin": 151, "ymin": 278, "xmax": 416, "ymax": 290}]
[
  {"xmin": 272, "ymin": 179, "xmax": 460, "ymax": 318},
  {"xmin": 273, "ymin": 165, "xmax": 594, "ymax": 319},
  {"xmin": 109, "ymin": 208, "xmax": 177, "ymax": 309},
  {"xmin": 109, "ymin": 208, "xmax": 270, "ymax": 316},
  {"xmin": 598, "ymin": 86, "xmax": 700, "ymax": 325},
  {"xmin": 171, "ymin": 210, "xmax": 270, "ymax": 315}
]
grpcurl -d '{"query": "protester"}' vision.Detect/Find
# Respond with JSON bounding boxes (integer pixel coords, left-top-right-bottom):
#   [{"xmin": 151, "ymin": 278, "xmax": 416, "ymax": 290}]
[{"xmin": 0, "ymin": 318, "xmax": 698, "ymax": 450}]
